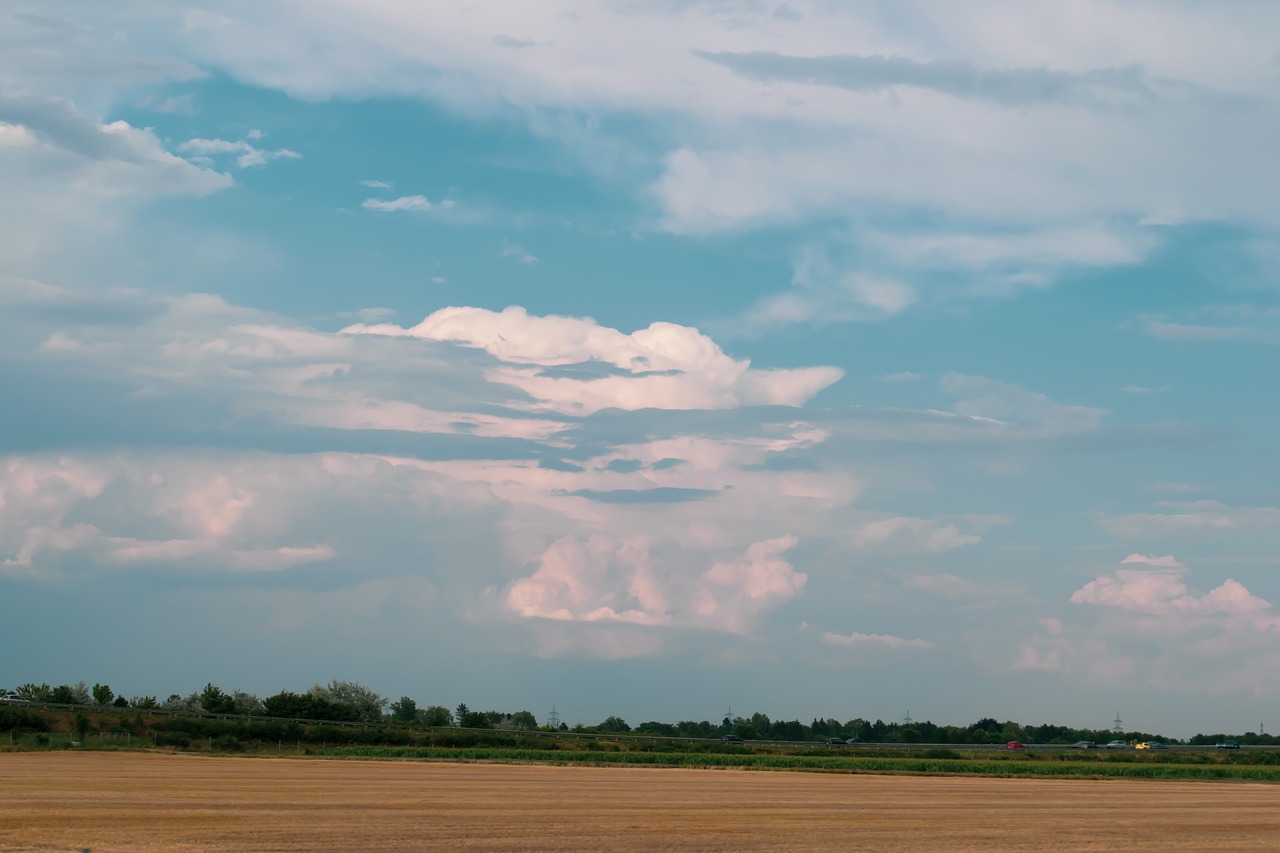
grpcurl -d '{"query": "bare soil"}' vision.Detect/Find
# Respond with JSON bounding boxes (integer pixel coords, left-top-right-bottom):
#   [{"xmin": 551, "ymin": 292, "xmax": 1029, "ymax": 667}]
[{"xmin": 2, "ymin": 752, "xmax": 1277, "ymax": 851}]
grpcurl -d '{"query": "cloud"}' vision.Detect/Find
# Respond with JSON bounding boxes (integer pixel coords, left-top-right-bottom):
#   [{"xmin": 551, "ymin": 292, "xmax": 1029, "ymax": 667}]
[
  {"xmin": 342, "ymin": 305, "xmax": 843, "ymax": 415},
  {"xmin": 1071, "ymin": 568, "xmax": 1278, "ymax": 628},
  {"xmin": 850, "ymin": 516, "xmax": 981, "ymax": 554},
  {"xmin": 500, "ymin": 241, "xmax": 538, "ymax": 263},
  {"xmin": 877, "ymin": 371, "xmax": 922, "ymax": 383},
  {"xmin": 1121, "ymin": 553, "xmax": 1183, "ymax": 568},
  {"xmin": 360, "ymin": 179, "xmax": 393, "ymax": 189},
  {"xmin": 822, "ymin": 631, "xmax": 936, "ymax": 650},
  {"xmin": 362, "ymin": 194, "xmax": 451, "ymax": 212},
  {"xmin": 1101, "ymin": 501, "xmax": 1280, "ymax": 538},
  {"xmin": 695, "ymin": 50, "xmax": 1172, "ymax": 108},
  {"xmin": 941, "ymin": 373, "xmax": 1107, "ymax": 432},
  {"xmin": 177, "ymin": 136, "xmax": 301, "ymax": 169},
  {"xmin": 505, "ymin": 534, "xmax": 806, "ymax": 640}
]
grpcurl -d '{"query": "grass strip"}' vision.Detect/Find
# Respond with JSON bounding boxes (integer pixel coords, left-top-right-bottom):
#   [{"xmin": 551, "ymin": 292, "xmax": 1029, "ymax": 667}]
[{"xmin": 317, "ymin": 747, "xmax": 1280, "ymax": 781}]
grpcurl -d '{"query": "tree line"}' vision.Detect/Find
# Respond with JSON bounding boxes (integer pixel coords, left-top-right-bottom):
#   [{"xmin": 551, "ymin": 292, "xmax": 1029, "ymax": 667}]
[{"xmin": 7, "ymin": 680, "xmax": 1272, "ymax": 745}]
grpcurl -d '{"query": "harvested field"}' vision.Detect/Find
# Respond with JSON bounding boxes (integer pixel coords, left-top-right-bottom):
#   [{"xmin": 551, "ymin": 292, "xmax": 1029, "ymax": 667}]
[{"xmin": 2, "ymin": 753, "xmax": 1278, "ymax": 851}]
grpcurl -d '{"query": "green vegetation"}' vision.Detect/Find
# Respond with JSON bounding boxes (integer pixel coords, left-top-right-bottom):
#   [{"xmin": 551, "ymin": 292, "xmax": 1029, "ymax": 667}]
[{"xmin": 314, "ymin": 746, "xmax": 1280, "ymax": 781}]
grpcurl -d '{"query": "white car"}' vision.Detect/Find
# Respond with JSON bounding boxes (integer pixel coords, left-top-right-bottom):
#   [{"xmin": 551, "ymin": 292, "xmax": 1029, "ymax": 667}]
[{"xmin": 0, "ymin": 694, "xmax": 30, "ymax": 705}]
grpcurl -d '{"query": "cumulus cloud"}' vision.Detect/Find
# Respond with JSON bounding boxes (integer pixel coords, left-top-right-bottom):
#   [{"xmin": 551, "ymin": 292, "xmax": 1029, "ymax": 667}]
[
  {"xmin": 505, "ymin": 534, "xmax": 806, "ymax": 640},
  {"xmin": 1070, "ymin": 568, "xmax": 1277, "ymax": 625},
  {"xmin": 342, "ymin": 305, "xmax": 843, "ymax": 415}
]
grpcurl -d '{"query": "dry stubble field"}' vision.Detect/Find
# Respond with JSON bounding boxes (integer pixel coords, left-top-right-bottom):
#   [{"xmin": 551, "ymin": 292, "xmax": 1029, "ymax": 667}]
[{"xmin": 3, "ymin": 752, "xmax": 1279, "ymax": 852}]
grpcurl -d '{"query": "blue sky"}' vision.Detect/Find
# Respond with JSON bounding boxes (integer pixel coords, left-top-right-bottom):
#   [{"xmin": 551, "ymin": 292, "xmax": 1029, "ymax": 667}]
[{"xmin": 2, "ymin": 1, "xmax": 1279, "ymax": 737}]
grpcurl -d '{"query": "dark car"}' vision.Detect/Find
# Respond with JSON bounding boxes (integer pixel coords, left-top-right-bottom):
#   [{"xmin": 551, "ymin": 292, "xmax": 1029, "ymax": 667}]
[
  {"xmin": 824, "ymin": 737, "xmax": 845, "ymax": 746},
  {"xmin": 720, "ymin": 735, "xmax": 744, "ymax": 743},
  {"xmin": 1216, "ymin": 740, "xmax": 1241, "ymax": 750},
  {"xmin": 1071, "ymin": 741, "xmax": 1094, "ymax": 749}
]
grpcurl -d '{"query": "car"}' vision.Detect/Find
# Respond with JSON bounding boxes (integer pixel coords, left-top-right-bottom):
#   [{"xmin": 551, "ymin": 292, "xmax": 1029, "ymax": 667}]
[
  {"xmin": 1005, "ymin": 741, "xmax": 1027, "ymax": 749},
  {"xmin": 720, "ymin": 735, "xmax": 744, "ymax": 743},
  {"xmin": 1105, "ymin": 740, "xmax": 1128, "ymax": 749},
  {"xmin": 0, "ymin": 694, "xmax": 30, "ymax": 705},
  {"xmin": 1071, "ymin": 741, "xmax": 1095, "ymax": 749},
  {"xmin": 824, "ymin": 737, "xmax": 845, "ymax": 746},
  {"xmin": 1216, "ymin": 740, "xmax": 1241, "ymax": 750},
  {"xmin": 1135, "ymin": 741, "xmax": 1166, "ymax": 750}
]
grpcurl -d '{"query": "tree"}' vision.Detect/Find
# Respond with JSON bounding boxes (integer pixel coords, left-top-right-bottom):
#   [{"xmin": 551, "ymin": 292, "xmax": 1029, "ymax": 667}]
[
  {"xmin": 92, "ymin": 683, "xmax": 114, "ymax": 706},
  {"xmin": 390, "ymin": 697, "xmax": 419, "ymax": 724},
  {"xmin": 230, "ymin": 691, "xmax": 263, "ymax": 716},
  {"xmin": 320, "ymin": 680, "xmax": 387, "ymax": 724},
  {"xmin": 112, "ymin": 695, "xmax": 129, "ymax": 708},
  {"xmin": 70, "ymin": 681, "xmax": 91, "ymax": 704},
  {"xmin": 420, "ymin": 705, "xmax": 452, "ymax": 727},
  {"xmin": 598, "ymin": 716, "xmax": 631, "ymax": 733},
  {"xmin": 200, "ymin": 683, "xmax": 236, "ymax": 715},
  {"xmin": 508, "ymin": 710, "xmax": 537, "ymax": 730},
  {"xmin": 15, "ymin": 683, "xmax": 51, "ymax": 702},
  {"xmin": 49, "ymin": 685, "xmax": 77, "ymax": 705},
  {"xmin": 455, "ymin": 703, "xmax": 471, "ymax": 727},
  {"xmin": 130, "ymin": 696, "xmax": 159, "ymax": 709}
]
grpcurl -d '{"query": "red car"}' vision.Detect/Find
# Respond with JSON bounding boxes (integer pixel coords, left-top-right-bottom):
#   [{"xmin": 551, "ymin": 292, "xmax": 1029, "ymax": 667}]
[{"xmin": 1005, "ymin": 741, "xmax": 1027, "ymax": 749}]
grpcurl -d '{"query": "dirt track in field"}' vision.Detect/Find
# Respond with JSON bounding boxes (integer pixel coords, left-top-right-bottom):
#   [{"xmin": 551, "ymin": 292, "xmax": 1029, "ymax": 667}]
[{"xmin": 3, "ymin": 753, "xmax": 1278, "ymax": 852}]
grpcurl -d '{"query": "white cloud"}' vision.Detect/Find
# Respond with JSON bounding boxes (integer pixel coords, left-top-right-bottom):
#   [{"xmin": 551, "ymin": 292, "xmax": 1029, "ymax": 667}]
[
  {"xmin": 1120, "ymin": 553, "xmax": 1183, "ymax": 568},
  {"xmin": 1071, "ymin": 568, "xmax": 1279, "ymax": 629},
  {"xmin": 877, "ymin": 371, "xmax": 922, "ymax": 383},
  {"xmin": 362, "ymin": 194, "xmax": 437, "ymax": 212},
  {"xmin": 941, "ymin": 373, "xmax": 1107, "ymax": 432},
  {"xmin": 178, "ymin": 136, "xmax": 301, "ymax": 169},
  {"xmin": 850, "ymin": 516, "xmax": 982, "ymax": 554},
  {"xmin": 1101, "ymin": 501, "xmax": 1280, "ymax": 538},
  {"xmin": 505, "ymin": 534, "xmax": 807, "ymax": 641},
  {"xmin": 823, "ymin": 631, "xmax": 936, "ymax": 651},
  {"xmin": 342, "ymin": 305, "xmax": 843, "ymax": 415},
  {"xmin": 500, "ymin": 241, "xmax": 538, "ymax": 263},
  {"xmin": 360, "ymin": 179, "xmax": 393, "ymax": 189}
]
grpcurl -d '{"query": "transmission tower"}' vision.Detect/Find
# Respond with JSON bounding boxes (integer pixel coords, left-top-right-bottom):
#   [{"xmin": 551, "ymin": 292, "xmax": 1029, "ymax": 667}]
[
  {"xmin": 903, "ymin": 710, "xmax": 914, "ymax": 726},
  {"xmin": 1113, "ymin": 712, "xmax": 1123, "ymax": 733},
  {"xmin": 547, "ymin": 705, "xmax": 559, "ymax": 728}
]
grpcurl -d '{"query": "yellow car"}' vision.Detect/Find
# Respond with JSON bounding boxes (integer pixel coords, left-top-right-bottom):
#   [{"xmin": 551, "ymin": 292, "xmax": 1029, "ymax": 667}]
[{"xmin": 1134, "ymin": 741, "xmax": 1166, "ymax": 750}]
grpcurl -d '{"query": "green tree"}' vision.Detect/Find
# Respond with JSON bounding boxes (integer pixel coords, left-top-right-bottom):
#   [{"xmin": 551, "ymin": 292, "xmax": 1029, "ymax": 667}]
[
  {"xmin": 112, "ymin": 695, "xmax": 129, "ymax": 708},
  {"xmin": 130, "ymin": 695, "xmax": 159, "ymax": 709},
  {"xmin": 455, "ymin": 703, "xmax": 471, "ymax": 727},
  {"xmin": 49, "ymin": 685, "xmax": 77, "ymax": 704},
  {"xmin": 200, "ymin": 683, "xmax": 236, "ymax": 715},
  {"xmin": 15, "ymin": 683, "xmax": 51, "ymax": 702},
  {"xmin": 598, "ymin": 715, "xmax": 631, "ymax": 733},
  {"xmin": 92, "ymin": 683, "xmax": 114, "ymax": 706},
  {"xmin": 420, "ymin": 705, "xmax": 452, "ymax": 727},
  {"xmin": 70, "ymin": 681, "xmax": 91, "ymax": 704},
  {"xmin": 390, "ymin": 696, "xmax": 419, "ymax": 723},
  {"xmin": 508, "ymin": 710, "xmax": 537, "ymax": 730}
]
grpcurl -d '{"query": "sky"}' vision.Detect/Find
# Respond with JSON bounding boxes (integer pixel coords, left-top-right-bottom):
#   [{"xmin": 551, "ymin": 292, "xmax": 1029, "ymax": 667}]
[{"xmin": 1, "ymin": 1, "xmax": 1278, "ymax": 739}]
